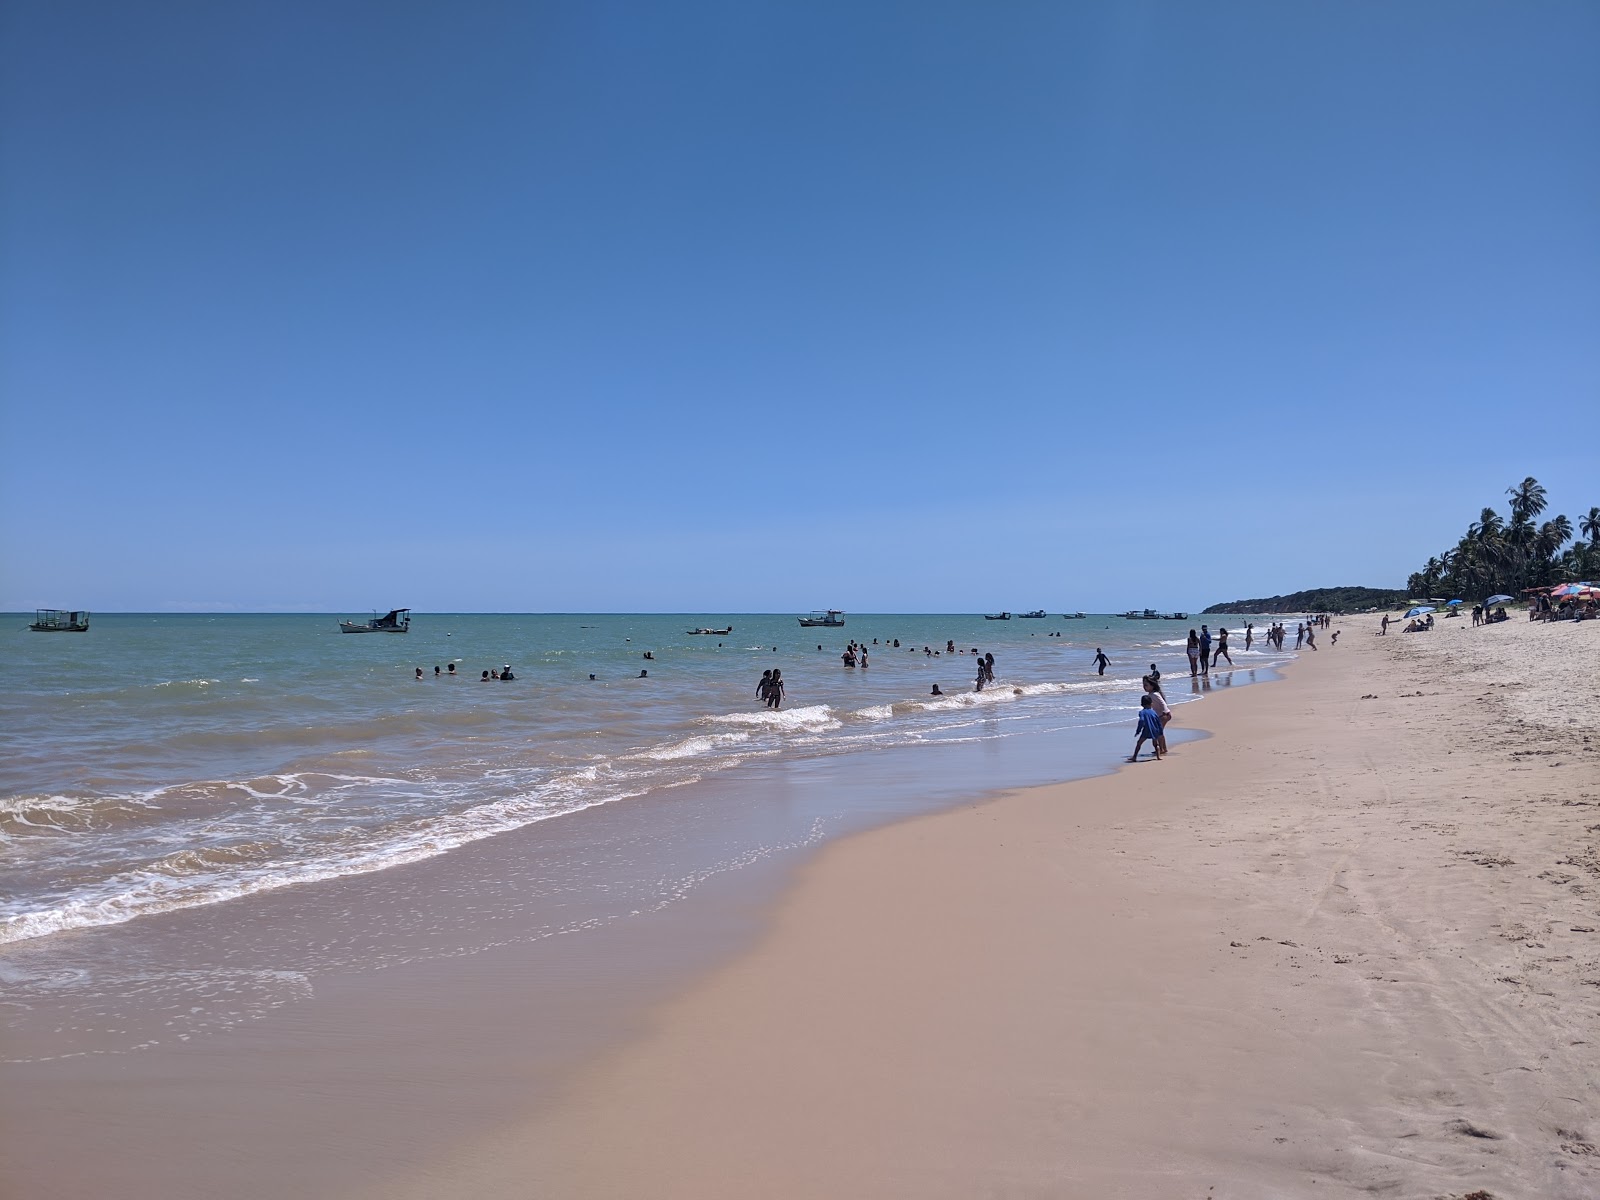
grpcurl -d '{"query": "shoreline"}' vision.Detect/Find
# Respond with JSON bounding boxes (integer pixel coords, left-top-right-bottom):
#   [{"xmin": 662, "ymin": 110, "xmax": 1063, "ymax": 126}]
[
  {"xmin": 376, "ymin": 616, "xmax": 1600, "ymax": 1198},
  {"xmin": 5, "ymin": 617, "xmax": 1596, "ymax": 1197}
]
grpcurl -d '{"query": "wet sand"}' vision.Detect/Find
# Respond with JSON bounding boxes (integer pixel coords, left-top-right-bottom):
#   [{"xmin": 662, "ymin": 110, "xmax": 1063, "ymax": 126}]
[
  {"xmin": 377, "ymin": 615, "xmax": 1600, "ymax": 1198},
  {"xmin": 6, "ymin": 615, "xmax": 1598, "ymax": 1198}
]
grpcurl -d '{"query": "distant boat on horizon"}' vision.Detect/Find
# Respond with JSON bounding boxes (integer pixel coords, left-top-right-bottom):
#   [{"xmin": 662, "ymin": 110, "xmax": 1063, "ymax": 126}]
[
  {"xmin": 1017, "ymin": 610, "xmax": 1047, "ymax": 619},
  {"xmin": 687, "ymin": 626, "xmax": 733, "ymax": 635},
  {"xmin": 29, "ymin": 608, "xmax": 90, "ymax": 632},
  {"xmin": 1061, "ymin": 612, "xmax": 1087, "ymax": 619},
  {"xmin": 339, "ymin": 608, "xmax": 411, "ymax": 634},
  {"xmin": 798, "ymin": 610, "xmax": 845, "ymax": 627},
  {"xmin": 984, "ymin": 612, "xmax": 1011, "ymax": 620}
]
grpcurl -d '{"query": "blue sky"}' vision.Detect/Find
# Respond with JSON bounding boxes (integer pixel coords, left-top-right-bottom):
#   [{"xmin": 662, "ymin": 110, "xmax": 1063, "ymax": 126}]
[{"xmin": 3, "ymin": 1, "xmax": 1596, "ymax": 613}]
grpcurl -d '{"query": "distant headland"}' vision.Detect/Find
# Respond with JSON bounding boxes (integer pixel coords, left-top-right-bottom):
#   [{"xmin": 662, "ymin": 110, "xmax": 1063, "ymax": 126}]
[{"xmin": 1202, "ymin": 586, "xmax": 1408, "ymax": 616}]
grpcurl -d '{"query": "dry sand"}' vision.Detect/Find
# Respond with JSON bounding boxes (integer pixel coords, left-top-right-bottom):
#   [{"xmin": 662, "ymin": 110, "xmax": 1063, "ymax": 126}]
[{"xmin": 373, "ymin": 615, "xmax": 1600, "ymax": 1200}]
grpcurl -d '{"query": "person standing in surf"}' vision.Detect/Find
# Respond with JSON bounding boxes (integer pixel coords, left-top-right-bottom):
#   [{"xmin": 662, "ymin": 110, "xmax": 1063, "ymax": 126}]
[
  {"xmin": 1186, "ymin": 629, "xmax": 1200, "ymax": 677},
  {"xmin": 1198, "ymin": 626, "xmax": 1212, "ymax": 674},
  {"xmin": 1213, "ymin": 627, "xmax": 1233, "ymax": 667},
  {"xmin": 1092, "ymin": 648, "xmax": 1110, "ymax": 676},
  {"xmin": 765, "ymin": 668, "xmax": 785, "ymax": 709}
]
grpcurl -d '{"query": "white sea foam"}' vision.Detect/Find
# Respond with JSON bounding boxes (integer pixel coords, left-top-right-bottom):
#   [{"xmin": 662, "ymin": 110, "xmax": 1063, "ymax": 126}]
[{"xmin": 705, "ymin": 704, "xmax": 841, "ymax": 732}]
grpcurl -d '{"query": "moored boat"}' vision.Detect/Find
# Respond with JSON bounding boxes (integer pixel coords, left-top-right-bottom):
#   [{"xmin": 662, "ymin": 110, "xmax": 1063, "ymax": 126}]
[
  {"xmin": 29, "ymin": 609, "xmax": 90, "ymax": 632},
  {"xmin": 339, "ymin": 608, "xmax": 411, "ymax": 634},
  {"xmin": 687, "ymin": 626, "xmax": 733, "ymax": 635},
  {"xmin": 1121, "ymin": 609, "xmax": 1161, "ymax": 620},
  {"xmin": 1018, "ymin": 610, "xmax": 1047, "ymax": 619},
  {"xmin": 1062, "ymin": 612, "xmax": 1087, "ymax": 619},
  {"xmin": 798, "ymin": 610, "xmax": 845, "ymax": 627},
  {"xmin": 984, "ymin": 612, "xmax": 1011, "ymax": 620}
]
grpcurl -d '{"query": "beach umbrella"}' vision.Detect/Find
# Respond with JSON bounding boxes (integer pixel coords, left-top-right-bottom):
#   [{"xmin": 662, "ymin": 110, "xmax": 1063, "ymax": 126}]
[
  {"xmin": 1446, "ymin": 599, "xmax": 1463, "ymax": 606},
  {"xmin": 1550, "ymin": 583, "xmax": 1585, "ymax": 598},
  {"xmin": 1484, "ymin": 595, "xmax": 1513, "ymax": 605},
  {"xmin": 1404, "ymin": 606, "xmax": 1435, "ymax": 618}
]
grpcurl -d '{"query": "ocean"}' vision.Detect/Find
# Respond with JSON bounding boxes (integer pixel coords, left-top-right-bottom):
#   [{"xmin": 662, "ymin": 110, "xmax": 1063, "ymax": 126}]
[{"xmin": 1, "ymin": 612, "xmax": 1292, "ymax": 1061}]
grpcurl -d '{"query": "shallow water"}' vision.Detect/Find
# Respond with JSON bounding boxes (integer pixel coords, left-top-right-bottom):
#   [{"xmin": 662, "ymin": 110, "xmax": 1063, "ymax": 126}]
[{"xmin": 2, "ymin": 612, "xmax": 1289, "ymax": 1057}]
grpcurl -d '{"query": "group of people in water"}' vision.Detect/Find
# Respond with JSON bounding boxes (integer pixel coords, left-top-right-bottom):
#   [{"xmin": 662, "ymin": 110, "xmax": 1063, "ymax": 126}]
[{"xmin": 415, "ymin": 663, "xmax": 515, "ymax": 680}]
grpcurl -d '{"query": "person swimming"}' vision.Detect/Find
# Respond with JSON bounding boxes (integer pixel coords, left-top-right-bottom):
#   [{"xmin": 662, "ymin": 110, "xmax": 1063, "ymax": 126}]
[
  {"xmin": 500, "ymin": 665, "xmax": 515, "ymax": 680},
  {"xmin": 931, "ymin": 684, "xmax": 943, "ymax": 696}
]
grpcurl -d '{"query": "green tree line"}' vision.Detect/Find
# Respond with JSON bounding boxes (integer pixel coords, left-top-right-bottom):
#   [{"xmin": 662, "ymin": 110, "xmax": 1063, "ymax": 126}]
[{"xmin": 1407, "ymin": 477, "xmax": 1599, "ymax": 601}]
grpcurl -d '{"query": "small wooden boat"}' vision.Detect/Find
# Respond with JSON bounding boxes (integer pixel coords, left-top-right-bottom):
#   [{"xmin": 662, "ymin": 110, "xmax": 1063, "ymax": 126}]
[
  {"xmin": 687, "ymin": 626, "xmax": 733, "ymax": 635},
  {"xmin": 339, "ymin": 608, "xmax": 411, "ymax": 634},
  {"xmin": 798, "ymin": 610, "xmax": 845, "ymax": 627},
  {"xmin": 1122, "ymin": 609, "xmax": 1161, "ymax": 620},
  {"xmin": 1017, "ymin": 610, "xmax": 1047, "ymax": 619},
  {"xmin": 984, "ymin": 612, "xmax": 1011, "ymax": 620},
  {"xmin": 29, "ymin": 609, "xmax": 90, "ymax": 632}
]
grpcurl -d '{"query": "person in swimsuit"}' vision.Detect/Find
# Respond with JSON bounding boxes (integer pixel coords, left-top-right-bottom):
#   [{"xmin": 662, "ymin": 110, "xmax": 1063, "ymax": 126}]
[
  {"xmin": 1212, "ymin": 628, "xmax": 1232, "ymax": 667},
  {"xmin": 1186, "ymin": 630, "xmax": 1200, "ymax": 676},
  {"xmin": 1130, "ymin": 694, "xmax": 1165, "ymax": 761},
  {"xmin": 757, "ymin": 670, "xmax": 773, "ymax": 704},
  {"xmin": 766, "ymin": 669, "xmax": 785, "ymax": 709},
  {"xmin": 1092, "ymin": 648, "xmax": 1110, "ymax": 676},
  {"xmin": 1243, "ymin": 624, "xmax": 1253, "ymax": 652},
  {"xmin": 1198, "ymin": 626, "xmax": 1212, "ymax": 674}
]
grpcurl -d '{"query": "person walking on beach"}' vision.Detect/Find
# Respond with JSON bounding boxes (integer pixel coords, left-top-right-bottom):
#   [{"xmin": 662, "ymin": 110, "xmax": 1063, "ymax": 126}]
[
  {"xmin": 1381, "ymin": 614, "xmax": 1390, "ymax": 636},
  {"xmin": 1092, "ymin": 648, "xmax": 1110, "ymax": 676},
  {"xmin": 1129, "ymin": 694, "xmax": 1165, "ymax": 762},
  {"xmin": 765, "ymin": 668, "xmax": 785, "ymax": 709},
  {"xmin": 1304, "ymin": 624, "xmax": 1317, "ymax": 651},
  {"xmin": 1213, "ymin": 627, "xmax": 1232, "ymax": 667},
  {"xmin": 1198, "ymin": 626, "xmax": 1212, "ymax": 674},
  {"xmin": 1186, "ymin": 629, "xmax": 1200, "ymax": 677}
]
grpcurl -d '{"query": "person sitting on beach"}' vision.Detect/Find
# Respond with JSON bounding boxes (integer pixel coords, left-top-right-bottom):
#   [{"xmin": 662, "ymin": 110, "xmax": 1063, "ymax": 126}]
[{"xmin": 1129, "ymin": 694, "xmax": 1165, "ymax": 762}]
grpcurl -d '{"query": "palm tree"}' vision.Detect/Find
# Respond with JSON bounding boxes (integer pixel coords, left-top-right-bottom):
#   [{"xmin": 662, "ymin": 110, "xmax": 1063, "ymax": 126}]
[
  {"xmin": 1581, "ymin": 506, "xmax": 1600, "ymax": 545},
  {"xmin": 1507, "ymin": 476, "xmax": 1547, "ymax": 524}
]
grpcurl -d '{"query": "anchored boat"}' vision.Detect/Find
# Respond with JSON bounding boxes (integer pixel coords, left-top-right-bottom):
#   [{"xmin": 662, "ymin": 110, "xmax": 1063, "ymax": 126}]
[
  {"xmin": 798, "ymin": 610, "xmax": 845, "ymax": 627},
  {"xmin": 29, "ymin": 609, "xmax": 90, "ymax": 632},
  {"xmin": 339, "ymin": 608, "xmax": 411, "ymax": 634},
  {"xmin": 1018, "ymin": 610, "xmax": 1047, "ymax": 619},
  {"xmin": 687, "ymin": 626, "xmax": 733, "ymax": 635},
  {"xmin": 984, "ymin": 612, "xmax": 1011, "ymax": 620}
]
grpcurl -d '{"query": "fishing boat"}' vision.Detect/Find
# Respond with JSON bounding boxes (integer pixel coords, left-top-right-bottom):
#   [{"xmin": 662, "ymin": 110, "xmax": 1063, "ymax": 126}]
[
  {"xmin": 798, "ymin": 610, "xmax": 845, "ymax": 627},
  {"xmin": 29, "ymin": 609, "xmax": 90, "ymax": 632},
  {"xmin": 687, "ymin": 626, "xmax": 733, "ymax": 635},
  {"xmin": 1062, "ymin": 612, "xmax": 1087, "ymax": 619},
  {"xmin": 1121, "ymin": 609, "xmax": 1161, "ymax": 620},
  {"xmin": 984, "ymin": 612, "xmax": 1011, "ymax": 620},
  {"xmin": 339, "ymin": 608, "xmax": 411, "ymax": 634},
  {"xmin": 1164, "ymin": 611, "xmax": 1189, "ymax": 620},
  {"xmin": 1017, "ymin": 610, "xmax": 1047, "ymax": 619}
]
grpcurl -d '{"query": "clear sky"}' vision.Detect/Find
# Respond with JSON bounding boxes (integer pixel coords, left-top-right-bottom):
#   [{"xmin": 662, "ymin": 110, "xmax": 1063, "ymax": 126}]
[{"xmin": 2, "ymin": 2, "xmax": 1595, "ymax": 613}]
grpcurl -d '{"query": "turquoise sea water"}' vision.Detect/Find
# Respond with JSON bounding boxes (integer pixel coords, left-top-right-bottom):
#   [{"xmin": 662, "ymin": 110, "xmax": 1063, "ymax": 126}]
[{"xmin": 2, "ymin": 611, "xmax": 1292, "ymax": 1058}]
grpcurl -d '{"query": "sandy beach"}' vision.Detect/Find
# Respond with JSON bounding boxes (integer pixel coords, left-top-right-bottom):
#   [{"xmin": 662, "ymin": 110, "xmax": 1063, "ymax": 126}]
[
  {"xmin": 6, "ymin": 614, "xmax": 1597, "ymax": 1200},
  {"xmin": 372, "ymin": 615, "xmax": 1600, "ymax": 1199}
]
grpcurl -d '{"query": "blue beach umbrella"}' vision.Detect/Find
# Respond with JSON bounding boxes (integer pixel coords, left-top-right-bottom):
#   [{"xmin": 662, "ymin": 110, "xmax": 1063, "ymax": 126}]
[
  {"xmin": 1404, "ymin": 606, "xmax": 1435, "ymax": 618},
  {"xmin": 1446, "ymin": 599, "xmax": 1463, "ymax": 606},
  {"xmin": 1484, "ymin": 595, "xmax": 1513, "ymax": 605}
]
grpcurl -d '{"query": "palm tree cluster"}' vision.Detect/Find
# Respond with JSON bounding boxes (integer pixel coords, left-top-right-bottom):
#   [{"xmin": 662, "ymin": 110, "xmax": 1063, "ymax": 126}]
[{"xmin": 1407, "ymin": 477, "xmax": 1599, "ymax": 601}]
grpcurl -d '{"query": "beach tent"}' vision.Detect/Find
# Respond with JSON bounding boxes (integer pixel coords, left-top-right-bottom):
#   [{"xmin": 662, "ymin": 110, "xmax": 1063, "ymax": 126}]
[
  {"xmin": 1484, "ymin": 594, "xmax": 1514, "ymax": 605},
  {"xmin": 1404, "ymin": 606, "xmax": 1435, "ymax": 618}
]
